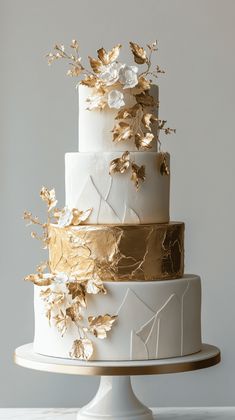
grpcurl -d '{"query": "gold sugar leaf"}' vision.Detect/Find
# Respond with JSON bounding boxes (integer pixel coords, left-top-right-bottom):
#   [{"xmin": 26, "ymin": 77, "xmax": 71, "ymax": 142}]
[
  {"xmin": 53, "ymin": 292, "xmax": 65, "ymax": 306},
  {"xmin": 160, "ymin": 154, "xmax": 170, "ymax": 176},
  {"xmin": 142, "ymin": 113, "xmax": 158, "ymax": 130},
  {"xmin": 45, "ymin": 308, "xmax": 52, "ymax": 323},
  {"xmin": 135, "ymin": 133, "xmax": 154, "ymax": 150},
  {"xmin": 88, "ymin": 314, "xmax": 117, "ymax": 339},
  {"xmin": 40, "ymin": 287, "xmax": 52, "ymax": 300},
  {"xmin": 67, "ymin": 65, "xmax": 84, "ymax": 77},
  {"xmin": 72, "ymin": 208, "xmax": 92, "ymax": 225},
  {"xmin": 23, "ymin": 211, "xmax": 32, "ymax": 221},
  {"xmin": 86, "ymin": 276, "xmax": 107, "ymax": 295},
  {"xmin": 109, "ymin": 151, "xmax": 130, "ymax": 175},
  {"xmin": 80, "ymin": 74, "xmax": 99, "ymax": 88},
  {"xmin": 66, "ymin": 304, "xmax": 82, "ymax": 322},
  {"xmin": 40, "ymin": 186, "xmax": 57, "ymax": 211},
  {"xmin": 131, "ymin": 163, "xmax": 146, "ymax": 190},
  {"xmin": 137, "ymin": 76, "xmax": 151, "ymax": 91},
  {"xmin": 54, "ymin": 310, "xmax": 70, "ymax": 337},
  {"xmin": 112, "ymin": 122, "xmax": 133, "ymax": 143},
  {"xmin": 88, "ymin": 56, "xmax": 102, "ymax": 73},
  {"xmin": 70, "ymin": 338, "xmax": 93, "ymax": 360},
  {"xmin": 135, "ymin": 92, "xmax": 155, "ymax": 107},
  {"xmin": 67, "ymin": 282, "xmax": 87, "ymax": 308},
  {"xmin": 39, "ymin": 287, "xmax": 65, "ymax": 307},
  {"xmin": 70, "ymin": 39, "xmax": 79, "ymax": 49},
  {"xmin": 129, "ymin": 42, "xmax": 147, "ymax": 64},
  {"xmin": 115, "ymin": 104, "xmax": 140, "ymax": 120},
  {"xmin": 25, "ymin": 273, "xmax": 53, "ymax": 286},
  {"xmin": 97, "ymin": 44, "xmax": 122, "ymax": 65}
]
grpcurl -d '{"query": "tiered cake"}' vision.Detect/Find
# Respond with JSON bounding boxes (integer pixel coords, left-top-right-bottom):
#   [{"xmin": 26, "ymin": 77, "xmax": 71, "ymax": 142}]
[{"xmin": 25, "ymin": 41, "xmax": 202, "ymax": 361}]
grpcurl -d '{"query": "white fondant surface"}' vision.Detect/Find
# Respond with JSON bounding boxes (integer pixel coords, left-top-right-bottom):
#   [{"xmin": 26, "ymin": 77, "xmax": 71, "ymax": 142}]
[
  {"xmin": 78, "ymin": 85, "xmax": 159, "ymax": 152},
  {"xmin": 65, "ymin": 152, "xmax": 170, "ymax": 224},
  {"xmin": 34, "ymin": 275, "xmax": 202, "ymax": 361}
]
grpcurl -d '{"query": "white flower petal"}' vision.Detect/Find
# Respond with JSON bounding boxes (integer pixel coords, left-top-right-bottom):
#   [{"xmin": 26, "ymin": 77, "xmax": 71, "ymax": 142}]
[
  {"xmin": 58, "ymin": 207, "xmax": 73, "ymax": 227},
  {"xmin": 99, "ymin": 62, "xmax": 122, "ymax": 86},
  {"xmin": 119, "ymin": 65, "xmax": 138, "ymax": 89},
  {"xmin": 108, "ymin": 90, "xmax": 125, "ymax": 109}
]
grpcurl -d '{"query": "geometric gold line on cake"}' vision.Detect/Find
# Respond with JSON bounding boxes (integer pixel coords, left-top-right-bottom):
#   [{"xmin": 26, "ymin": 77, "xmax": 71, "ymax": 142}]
[{"xmin": 48, "ymin": 222, "xmax": 184, "ymax": 281}]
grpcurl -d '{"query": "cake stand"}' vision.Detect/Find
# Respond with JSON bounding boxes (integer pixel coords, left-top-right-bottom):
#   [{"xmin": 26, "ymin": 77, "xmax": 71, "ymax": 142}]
[{"xmin": 14, "ymin": 343, "xmax": 220, "ymax": 420}]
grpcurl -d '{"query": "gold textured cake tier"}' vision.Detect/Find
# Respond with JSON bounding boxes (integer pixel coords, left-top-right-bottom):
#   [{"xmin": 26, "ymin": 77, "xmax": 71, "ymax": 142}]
[{"xmin": 48, "ymin": 222, "xmax": 184, "ymax": 281}]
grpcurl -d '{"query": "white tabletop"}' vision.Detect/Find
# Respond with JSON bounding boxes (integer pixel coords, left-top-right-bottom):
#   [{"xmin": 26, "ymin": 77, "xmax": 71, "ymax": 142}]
[{"xmin": 0, "ymin": 408, "xmax": 235, "ymax": 419}]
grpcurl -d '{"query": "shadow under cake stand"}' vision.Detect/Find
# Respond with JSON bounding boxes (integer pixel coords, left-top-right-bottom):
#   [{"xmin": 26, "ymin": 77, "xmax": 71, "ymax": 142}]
[{"xmin": 14, "ymin": 343, "xmax": 220, "ymax": 420}]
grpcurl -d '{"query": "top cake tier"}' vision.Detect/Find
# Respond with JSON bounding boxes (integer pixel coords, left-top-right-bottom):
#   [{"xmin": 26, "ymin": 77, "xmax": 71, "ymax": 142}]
[{"xmin": 78, "ymin": 84, "xmax": 159, "ymax": 152}]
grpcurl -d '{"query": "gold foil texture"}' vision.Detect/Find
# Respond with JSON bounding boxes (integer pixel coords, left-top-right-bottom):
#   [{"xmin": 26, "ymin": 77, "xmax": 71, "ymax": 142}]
[{"xmin": 48, "ymin": 222, "xmax": 184, "ymax": 281}]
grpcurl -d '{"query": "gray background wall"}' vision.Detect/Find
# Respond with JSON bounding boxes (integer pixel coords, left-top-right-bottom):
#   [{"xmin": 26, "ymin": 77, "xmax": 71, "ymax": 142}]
[{"xmin": 1, "ymin": 0, "xmax": 235, "ymax": 408}]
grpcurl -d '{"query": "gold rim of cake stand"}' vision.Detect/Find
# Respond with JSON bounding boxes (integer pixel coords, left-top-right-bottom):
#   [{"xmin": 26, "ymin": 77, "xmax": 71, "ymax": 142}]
[{"xmin": 14, "ymin": 343, "xmax": 221, "ymax": 376}]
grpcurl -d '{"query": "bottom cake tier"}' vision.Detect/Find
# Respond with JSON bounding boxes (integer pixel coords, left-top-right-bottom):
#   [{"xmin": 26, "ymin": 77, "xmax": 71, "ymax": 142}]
[{"xmin": 34, "ymin": 275, "xmax": 202, "ymax": 361}]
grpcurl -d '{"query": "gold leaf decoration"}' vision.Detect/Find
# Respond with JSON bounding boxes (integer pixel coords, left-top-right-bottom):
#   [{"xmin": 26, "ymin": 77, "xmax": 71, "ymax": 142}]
[
  {"xmin": 112, "ymin": 122, "xmax": 133, "ymax": 143},
  {"xmin": 160, "ymin": 153, "xmax": 170, "ymax": 176},
  {"xmin": 46, "ymin": 40, "xmax": 175, "ymax": 184},
  {"xmin": 70, "ymin": 39, "xmax": 79, "ymax": 49},
  {"xmin": 88, "ymin": 56, "xmax": 102, "ymax": 73},
  {"xmin": 40, "ymin": 187, "xmax": 57, "ymax": 211},
  {"xmin": 25, "ymin": 273, "xmax": 54, "ymax": 286},
  {"xmin": 88, "ymin": 314, "xmax": 117, "ymax": 339},
  {"xmin": 109, "ymin": 151, "xmax": 130, "ymax": 175},
  {"xmin": 66, "ymin": 304, "xmax": 82, "ymax": 322},
  {"xmin": 137, "ymin": 76, "xmax": 151, "ymax": 91},
  {"xmin": 39, "ymin": 287, "xmax": 65, "ymax": 307},
  {"xmin": 72, "ymin": 208, "xmax": 92, "ymax": 225},
  {"xmin": 135, "ymin": 133, "xmax": 154, "ymax": 150},
  {"xmin": 115, "ymin": 104, "xmax": 140, "ymax": 120},
  {"xmin": 67, "ymin": 65, "xmax": 83, "ymax": 77},
  {"xmin": 135, "ymin": 92, "xmax": 155, "ymax": 107},
  {"xmin": 80, "ymin": 74, "xmax": 99, "ymax": 88},
  {"xmin": 142, "ymin": 113, "xmax": 157, "ymax": 130},
  {"xmin": 54, "ymin": 310, "xmax": 70, "ymax": 337},
  {"xmin": 67, "ymin": 282, "xmax": 87, "ymax": 308},
  {"xmin": 70, "ymin": 338, "xmax": 93, "ymax": 360},
  {"xmin": 97, "ymin": 44, "xmax": 122, "ymax": 65},
  {"xmin": 86, "ymin": 275, "xmax": 107, "ymax": 295},
  {"xmin": 129, "ymin": 42, "xmax": 147, "ymax": 64},
  {"xmin": 131, "ymin": 163, "xmax": 146, "ymax": 190}
]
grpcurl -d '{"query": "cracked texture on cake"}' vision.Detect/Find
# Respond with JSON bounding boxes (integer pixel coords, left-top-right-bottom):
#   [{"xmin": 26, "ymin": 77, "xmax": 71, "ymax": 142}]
[{"xmin": 48, "ymin": 222, "xmax": 184, "ymax": 281}]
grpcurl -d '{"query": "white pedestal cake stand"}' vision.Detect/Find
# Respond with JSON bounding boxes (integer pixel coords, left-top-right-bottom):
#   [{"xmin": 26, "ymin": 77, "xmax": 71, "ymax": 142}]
[{"xmin": 14, "ymin": 343, "xmax": 220, "ymax": 420}]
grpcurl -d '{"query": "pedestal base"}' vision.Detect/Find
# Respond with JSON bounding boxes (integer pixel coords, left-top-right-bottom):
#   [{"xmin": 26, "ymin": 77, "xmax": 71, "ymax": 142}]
[
  {"xmin": 77, "ymin": 376, "xmax": 153, "ymax": 420},
  {"xmin": 14, "ymin": 343, "xmax": 220, "ymax": 420}
]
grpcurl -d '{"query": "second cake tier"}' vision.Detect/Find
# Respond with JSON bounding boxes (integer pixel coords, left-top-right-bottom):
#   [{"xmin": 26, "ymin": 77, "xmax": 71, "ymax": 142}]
[
  {"xmin": 65, "ymin": 152, "xmax": 170, "ymax": 224},
  {"xmin": 48, "ymin": 222, "xmax": 184, "ymax": 281}
]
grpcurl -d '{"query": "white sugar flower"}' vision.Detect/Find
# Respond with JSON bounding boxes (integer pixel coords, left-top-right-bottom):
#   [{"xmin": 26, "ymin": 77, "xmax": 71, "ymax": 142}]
[
  {"xmin": 86, "ymin": 94, "xmax": 107, "ymax": 110},
  {"xmin": 99, "ymin": 62, "xmax": 122, "ymax": 85},
  {"xmin": 119, "ymin": 64, "xmax": 138, "ymax": 89},
  {"xmin": 58, "ymin": 207, "xmax": 73, "ymax": 227},
  {"xmin": 108, "ymin": 90, "xmax": 125, "ymax": 109},
  {"xmin": 55, "ymin": 272, "xmax": 69, "ymax": 284}
]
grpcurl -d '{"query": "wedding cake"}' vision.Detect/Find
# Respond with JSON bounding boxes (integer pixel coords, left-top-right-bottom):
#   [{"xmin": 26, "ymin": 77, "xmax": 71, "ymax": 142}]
[{"xmin": 24, "ymin": 41, "xmax": 202, "ymax": 361}]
